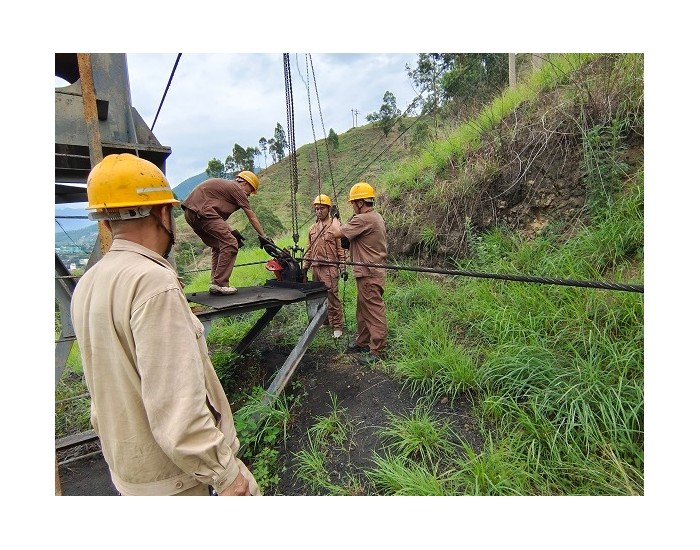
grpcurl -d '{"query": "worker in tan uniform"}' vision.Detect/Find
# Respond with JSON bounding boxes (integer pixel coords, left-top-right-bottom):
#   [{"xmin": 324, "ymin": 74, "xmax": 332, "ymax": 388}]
[
  {"xmin": 71, "ymin": 154, "xmax": 260, "ymax": 496},
  {"xmin": 182, "ymin": 171, "xmax": 272, "ymax": 295},
  {"xmin": 302, "ymin": 194, "xmax": 347, "ymax": 338},
  {"xmin": 331, "ymin": 182, "xmax": 388, "ymax": 358}
]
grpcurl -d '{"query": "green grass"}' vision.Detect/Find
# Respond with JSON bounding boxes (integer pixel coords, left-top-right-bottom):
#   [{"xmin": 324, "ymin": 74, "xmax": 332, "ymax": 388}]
[
  {"xmin": 365, "ymin": 455, "xmax": 453, "ymax": 496},
  {"xmin": 307, "ymin": 392, "xmax": 353, "ymax": 449},
  {"xmin": 289, "ymin": 392, "xmax": 359, "ymax": 495},
  {"xmin": 378, "ymin": 405, "xmax": 460, "ymax": 466},
  {"xmin": 57, "ymin": 53, "xmax": 643, "ymax": 497}
]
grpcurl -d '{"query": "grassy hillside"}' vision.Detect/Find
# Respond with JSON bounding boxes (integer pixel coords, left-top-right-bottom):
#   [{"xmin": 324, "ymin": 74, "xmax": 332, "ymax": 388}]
[
  {"xmin": 58, "ymin": 53, "xmax": 644, "ymax": 496},
  {"xmin": 218, "ymin": 53, "xmax": 644, "ymax": 495},
  {"xmin": 254, "ymin": 121, "xmax": 416, "ymax": 229},
  {"xmin": 172, "ymin": 120, "xmax": 418, "ymax": 272}
]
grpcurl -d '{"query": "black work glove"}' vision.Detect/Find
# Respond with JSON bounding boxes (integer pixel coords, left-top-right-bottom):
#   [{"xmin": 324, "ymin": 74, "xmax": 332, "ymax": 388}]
[
  {"xmin": 258, "ymin": 234, "xmax": 274, "ymax": 248},
  {"xmin": 340, "ymin": 236, "xmax": 350, "ymax": 249},
  {"xmin": 329, "ymin": 205, "xmax": 340, "ymax": 219},
  {"xmin": 231, "ymin": 229, "xmax": 246, "ymax": 248},
  {"xmin": 341, "ymin": 269, "xmax": 348, "ymax": 281}
]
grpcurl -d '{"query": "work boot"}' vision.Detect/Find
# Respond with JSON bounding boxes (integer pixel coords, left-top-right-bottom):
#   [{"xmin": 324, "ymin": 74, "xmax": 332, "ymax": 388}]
[
  {"xmin": 333, "ymin": 330, "xmax": 343, "ymax": 339},
  {"xmin": 209, "ymin": 284, "xmax": 238, "ymax": 295}
]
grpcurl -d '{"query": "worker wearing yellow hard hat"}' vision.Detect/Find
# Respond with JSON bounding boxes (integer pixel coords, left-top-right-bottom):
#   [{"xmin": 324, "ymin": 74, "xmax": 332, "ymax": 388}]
[
  {"xmin": 303, "ymin": 194, "xmax": 347, "ymax": 338},
  {"xmin": 181, "ymin": 170, "xmax": 271, "ymax": 295},
  {"xmin": 73, "ymin": 153, "xmax": 260, "ymax": 496},
  {"xmin": 331, "ymin": 182, "xmax": 388, "ymax": 360}
]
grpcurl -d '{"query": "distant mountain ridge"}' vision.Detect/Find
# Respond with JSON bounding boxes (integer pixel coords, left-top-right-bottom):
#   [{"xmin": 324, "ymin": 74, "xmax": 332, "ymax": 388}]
[
  {"xmin": 171, "ymin": 171, "xmax": 208, "ymax": 201},
  {"xmin": 55, "ymin": 207, "xmax": 93, "ymax": 233}
]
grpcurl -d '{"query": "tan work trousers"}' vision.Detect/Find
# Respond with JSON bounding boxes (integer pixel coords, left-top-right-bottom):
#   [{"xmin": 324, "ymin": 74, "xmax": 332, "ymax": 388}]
[
  {"xmin": 312, "ymin": 265, "xmax": 343, "ymax": 330},
  {"xmin": 184, "ymin": 209, "xmax": 239, "ymax": 287},
  {"xmin": 355, "ymin": 275, "xmax": 387, "ymax": 354}
]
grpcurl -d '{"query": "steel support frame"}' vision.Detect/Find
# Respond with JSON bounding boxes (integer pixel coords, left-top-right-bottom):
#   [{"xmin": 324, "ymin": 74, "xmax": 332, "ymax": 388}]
[{"xmin": 55, "ymin": 254, "xmax": 77, "ymax": 385}]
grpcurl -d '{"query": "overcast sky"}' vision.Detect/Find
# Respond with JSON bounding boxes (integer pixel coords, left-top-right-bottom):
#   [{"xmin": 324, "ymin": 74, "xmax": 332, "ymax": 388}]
[{"xmin": 124, "ymin": 53, "xmax": 420, "ymax": 187}]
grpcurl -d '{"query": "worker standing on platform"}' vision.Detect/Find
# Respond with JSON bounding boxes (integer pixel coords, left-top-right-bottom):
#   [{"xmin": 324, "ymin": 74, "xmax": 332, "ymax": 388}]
[
  {"xmin": 331, "ymin": 182, "xmax": 388, "ymax": 359},
  {"xmin": 182, "ymin": 171, "xmax": 272, "ymax": 295},
  {"xmin": 302, "ymin": 194, "xmax": 347, "ymax": 338},
  {"xmin": 71, "ymin": 153, "xmax": 260, "ymax": 496}
]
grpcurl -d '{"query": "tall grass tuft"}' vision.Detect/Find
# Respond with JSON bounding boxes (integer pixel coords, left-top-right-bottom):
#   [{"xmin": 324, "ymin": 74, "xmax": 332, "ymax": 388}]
[
  {"xmin": 390, "ymin": 308, "xmax": 478, "ymax": 400},
  {"xmin": 366, "ymin": 454, "xmax": 451, "ymax": 496},
  {"xmin": 378, "ymin": 405, "xmax": 459, "ymax": 467}
]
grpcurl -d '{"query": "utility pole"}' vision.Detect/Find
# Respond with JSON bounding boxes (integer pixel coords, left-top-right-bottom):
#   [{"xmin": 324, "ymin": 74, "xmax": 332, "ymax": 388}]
[
  {"xmin": 509, "ymin": 53, "xmax": 517, "ymax": 89},
  {"xmin": 351, "ymin": 108, "xmax": 359, "ymax": 127}
]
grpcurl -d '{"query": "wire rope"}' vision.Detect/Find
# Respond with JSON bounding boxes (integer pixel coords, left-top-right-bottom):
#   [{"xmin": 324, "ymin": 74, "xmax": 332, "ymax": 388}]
[
  {"xmin": 150, "ymin": 53, "xmax": 182, "ymax": 132},
  {"xmin": 302, "ymin": 256, "xmax": 644, "ymax": 294}
]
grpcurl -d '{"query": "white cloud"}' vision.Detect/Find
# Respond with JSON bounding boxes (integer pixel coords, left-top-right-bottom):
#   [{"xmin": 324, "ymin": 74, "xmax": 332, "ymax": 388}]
[{"xmin": 126, "ymin": 53, "xmax": 419, "ymax": 186}]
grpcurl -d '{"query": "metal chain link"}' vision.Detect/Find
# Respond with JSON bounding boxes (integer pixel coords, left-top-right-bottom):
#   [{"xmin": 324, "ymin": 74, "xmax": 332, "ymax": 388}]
[{"xmin": 283, "ymin": 53, "xmax": 300, "ymax": 250}]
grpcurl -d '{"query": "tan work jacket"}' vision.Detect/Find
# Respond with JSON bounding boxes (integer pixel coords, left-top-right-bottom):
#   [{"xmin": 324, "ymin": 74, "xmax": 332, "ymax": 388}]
[
  {"xmin": 71, "ymin": 239, "xmax": 244, "ymax": 495},
  {"xmin": 341, "ymin": 209, "xmax": 387, "ymax": 278},
  {"xmin": 303, "ymin": 218, "xmax": 345, "ymax": 270}
]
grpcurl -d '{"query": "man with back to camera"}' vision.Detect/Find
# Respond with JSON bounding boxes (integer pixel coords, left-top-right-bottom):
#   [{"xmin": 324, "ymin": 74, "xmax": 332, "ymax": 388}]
[
  {"xmin": 330, "ymin": 181, "xmax": 388, "ymax": 359},
  {"xmin": 181, "ymin": 170, "xmax": 272, "ymax": 295},
  {"xmin": 70, "ymin": 153, "xmax": 260, "ymax": 496}
]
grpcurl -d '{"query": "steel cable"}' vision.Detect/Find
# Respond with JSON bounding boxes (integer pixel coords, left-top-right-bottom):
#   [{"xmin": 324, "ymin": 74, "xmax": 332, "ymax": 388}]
[
  {"xmin": 150, "ymin": 53, "xmax": 182, "ymax": 132},
  {"xmin": 301, "ymin": 256, "xmax": 644, "ymax": 293}
]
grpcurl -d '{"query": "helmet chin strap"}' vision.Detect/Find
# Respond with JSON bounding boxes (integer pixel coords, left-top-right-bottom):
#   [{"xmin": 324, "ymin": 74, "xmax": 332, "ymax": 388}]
[{"xmin": 152, "ymin": 207, "xmax": 176, "ymax": 258}]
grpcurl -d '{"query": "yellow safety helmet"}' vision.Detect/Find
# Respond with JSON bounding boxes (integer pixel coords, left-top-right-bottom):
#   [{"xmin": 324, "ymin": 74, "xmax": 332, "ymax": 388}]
[
  {"xmin": 237, "ymin": 170, "xmax": 259, "ymax": 194},
  {"xmin": 313, "ymin": 194, "xmax": 332, "ymax": 207},
  {"xmin": 348, "ymin": 181, "xmax": 375, "ymax": 202},
  {"xmin": 86, "ymin": 153, "xmax": 180, "ymax": 220}
]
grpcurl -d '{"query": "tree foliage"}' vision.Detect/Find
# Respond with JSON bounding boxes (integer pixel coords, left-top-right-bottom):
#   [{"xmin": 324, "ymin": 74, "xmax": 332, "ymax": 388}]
[
  {"xmin": 271, "ymin": 123, "xmax": 288, "ymax": 161},
  {"xmin": 407, "ymin": 53, "xmax": 509, "ymax": 114},
  {"xmin": 366, "ymin": 91, "xmax": 402, "ymax": 137},
  {"xmin": 442, "ymin": 54, "xmax": 509, "ymax": 105},
  {"xmin": 327, "ymin": 128, "xmax": 339, "ymax": 150},
  {"xmin": 206, "ymin": 158, "xmax": 226, "ymax": 179},
  {"xmin": 208, "ymin": 143, "xmax": 259, "ymax": 179},
  {"xmin": 259, "ymin": 137, "xmax": 269, "ymax": 168},
  {"xmin": 239, "ymin": 203, "xmax": 285, "ymax": 242},
  {"xmin": 231, "ymin": 143, "xmax": 258, "ymax": 171}
]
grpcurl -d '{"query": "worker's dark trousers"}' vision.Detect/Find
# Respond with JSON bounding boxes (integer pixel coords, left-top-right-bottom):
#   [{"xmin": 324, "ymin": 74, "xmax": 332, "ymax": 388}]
[
  {"xmin": 355, "ymin": 275, "xmax": 387, "ymax": 354},
  {"xmin": 184, "ymin": 209, "xmax": 239, "ymax": 287}
]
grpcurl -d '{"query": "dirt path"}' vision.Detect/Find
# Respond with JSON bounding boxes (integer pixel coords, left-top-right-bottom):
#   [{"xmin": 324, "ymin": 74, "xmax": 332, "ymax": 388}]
[{"xmin": 57, "ymin": 346, "xmax": 482, "ymax": 496}]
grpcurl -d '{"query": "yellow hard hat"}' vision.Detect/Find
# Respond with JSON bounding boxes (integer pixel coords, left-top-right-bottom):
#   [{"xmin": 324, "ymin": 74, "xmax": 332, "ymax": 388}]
[
  {"xmin": 348, "ymin": 181, "xmax": 375, "ymax": 202},
  {"xmin": 237, "ymin": 170, "xmax": 259, "ymax": 194},
  {"xmin": 313, "ymin": 194, "xmax": 332, "ymax": 207},
  {"xmin": 86, "ymin": 153, "xmax": 179, "ymax": 219}
]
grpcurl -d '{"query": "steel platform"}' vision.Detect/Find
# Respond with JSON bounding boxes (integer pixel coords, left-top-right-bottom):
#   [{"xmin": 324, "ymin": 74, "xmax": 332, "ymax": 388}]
[{"xmin": 185, "ymin": 280, "xmax": 329, "ymax": 401}]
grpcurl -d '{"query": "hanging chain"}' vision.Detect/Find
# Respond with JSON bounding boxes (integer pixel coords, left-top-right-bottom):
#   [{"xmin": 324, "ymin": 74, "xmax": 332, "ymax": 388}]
[{"xmin": 283, "ymin": 53, "xmax": 301, "ymax": 254}]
